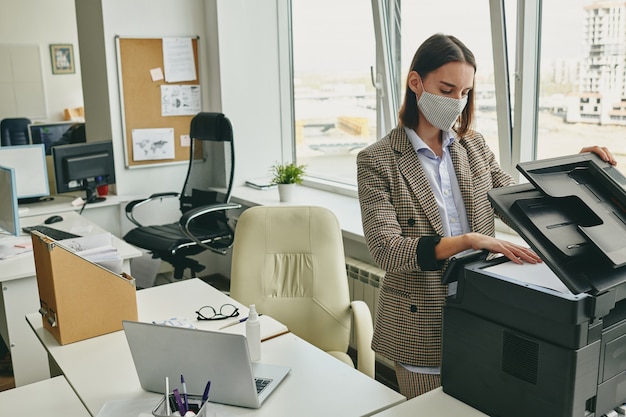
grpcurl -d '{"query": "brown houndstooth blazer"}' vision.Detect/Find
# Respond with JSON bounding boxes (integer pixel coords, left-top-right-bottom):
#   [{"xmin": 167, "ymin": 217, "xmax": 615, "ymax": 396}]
[{"xmin": 357, "ymin": 126, "xmax": 514, "ymax": 367}]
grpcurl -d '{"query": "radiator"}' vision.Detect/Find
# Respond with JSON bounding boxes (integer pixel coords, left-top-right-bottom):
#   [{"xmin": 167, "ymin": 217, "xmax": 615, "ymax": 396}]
[{"xmin": 345, "ymin": 257, "xmax": 394, "ymax": 368}]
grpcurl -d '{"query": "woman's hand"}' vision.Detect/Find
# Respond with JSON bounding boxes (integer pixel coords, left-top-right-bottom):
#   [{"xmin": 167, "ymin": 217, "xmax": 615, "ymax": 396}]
[
  {"xmin": 580, "ymin": 146, "xmax": 617, "ymax": 165},
  {"xmin": 438, "ymin": 233, "xmax": 543, "ymax": 265},
  {"xmin": 466, "ymin": 233, "xmax": 542, "ymax": 265}
]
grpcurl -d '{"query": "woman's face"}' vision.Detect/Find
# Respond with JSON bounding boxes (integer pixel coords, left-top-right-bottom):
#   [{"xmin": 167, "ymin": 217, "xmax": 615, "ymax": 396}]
[{"xmin": 409, "ymin": 61, "xmax": 475, "ymax": 100}]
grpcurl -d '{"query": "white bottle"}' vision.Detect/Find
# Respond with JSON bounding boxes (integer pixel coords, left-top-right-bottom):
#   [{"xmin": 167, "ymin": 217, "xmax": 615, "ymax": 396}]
[{"xmin": 246, "ymin": 304, "xmax": 261, "ymax": 362}]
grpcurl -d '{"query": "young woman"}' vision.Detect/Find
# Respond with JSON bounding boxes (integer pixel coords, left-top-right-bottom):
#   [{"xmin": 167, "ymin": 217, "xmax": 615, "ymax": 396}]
[{"xmin": 357, "ymin": 33, "xmax": 615, "ymax": 399}]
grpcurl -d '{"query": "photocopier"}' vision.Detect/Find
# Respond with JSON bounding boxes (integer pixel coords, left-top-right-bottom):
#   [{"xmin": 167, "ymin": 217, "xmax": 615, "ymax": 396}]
[{"xmin": 441, "ymin": 153, "xmax": 626, "ymax": 417}]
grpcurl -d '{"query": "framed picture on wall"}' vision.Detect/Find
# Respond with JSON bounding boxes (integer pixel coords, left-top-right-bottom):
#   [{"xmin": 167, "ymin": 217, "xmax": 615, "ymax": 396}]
[{"xmin": 50, "ymin": 44, "xmax": 75, "ymax": 74}]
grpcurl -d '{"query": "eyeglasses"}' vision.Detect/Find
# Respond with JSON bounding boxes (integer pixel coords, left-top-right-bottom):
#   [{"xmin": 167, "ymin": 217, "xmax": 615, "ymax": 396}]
[{"xmin": 195, "ymin": 304, "xmax": 240, "ymax": 321}]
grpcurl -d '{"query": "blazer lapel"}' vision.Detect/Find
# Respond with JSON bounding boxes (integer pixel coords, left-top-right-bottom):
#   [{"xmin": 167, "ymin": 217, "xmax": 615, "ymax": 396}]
[{"xmin": 391, "ymin": 128, "xmax": 444, "ymax": 236}]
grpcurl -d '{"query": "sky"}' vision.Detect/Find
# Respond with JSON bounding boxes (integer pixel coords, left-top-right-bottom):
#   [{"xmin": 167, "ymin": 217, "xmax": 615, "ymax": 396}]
[{"xmin": 292, "ymin": 0, "xmax": 596, "ymax": 75}]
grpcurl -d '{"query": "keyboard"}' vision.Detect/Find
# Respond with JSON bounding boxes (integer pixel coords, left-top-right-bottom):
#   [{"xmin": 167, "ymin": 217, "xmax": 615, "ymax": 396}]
[
  {"xmin": 22, "ymin": 225, "xmax": 81, "ymax": 241},
  {"xmin": 255, "ymin": 377, "xmax": 273, "ymax": 394}
]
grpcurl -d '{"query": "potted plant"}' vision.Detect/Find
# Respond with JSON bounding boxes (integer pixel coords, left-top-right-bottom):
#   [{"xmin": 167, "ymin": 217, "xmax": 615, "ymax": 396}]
[{"xmin": 270, "ymin": 162, "xmax": 306, "ymax": 202}]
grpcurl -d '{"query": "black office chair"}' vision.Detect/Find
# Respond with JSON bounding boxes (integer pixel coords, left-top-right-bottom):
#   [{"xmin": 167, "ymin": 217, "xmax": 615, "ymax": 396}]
[
  {"xmin": 1, "ymin": 117, "xmax": 31, "ymax": 146},
  {"xmin": 123, "ymin": 112, "xmax": 241, "ymax": 280}
]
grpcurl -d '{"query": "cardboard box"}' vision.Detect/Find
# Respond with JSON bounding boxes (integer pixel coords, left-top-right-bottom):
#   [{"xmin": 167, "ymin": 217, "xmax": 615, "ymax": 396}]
[{"xmin": 31, "ymin": 231, "xmax": 138, "ymax": 345}]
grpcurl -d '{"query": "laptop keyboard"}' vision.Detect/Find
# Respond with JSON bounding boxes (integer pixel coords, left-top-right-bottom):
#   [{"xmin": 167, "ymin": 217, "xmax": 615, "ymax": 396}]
[
  {"xmin": 22, "ymin": 225, "xmax": 81, "ymax": 241},
  {"xmin": 255, "ymin": 377, "xmax": 273, "ymax": 394}
]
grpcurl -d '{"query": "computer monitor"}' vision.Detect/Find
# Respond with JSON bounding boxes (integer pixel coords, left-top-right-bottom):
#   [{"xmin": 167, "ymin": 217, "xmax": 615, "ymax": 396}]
[
  {"xmin": 0, "ymin": 144, "xmax": 50, "ymax": 204},
  {"xmin": 28, "ymin": 122, "xmax": 82, "ymax": 155},
  {"xmin": 52, "ymin": 140, "xmax": 116, "ymax": 203},
  {"xmin": 0, "ymin": 165, "xmax": 20, "ymax": 236}
]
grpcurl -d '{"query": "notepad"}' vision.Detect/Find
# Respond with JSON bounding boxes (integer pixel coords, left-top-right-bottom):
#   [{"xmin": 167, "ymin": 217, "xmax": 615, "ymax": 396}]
[
  {"xmin": 245, "ymin": 177, "xmax": 276, "ymax": 190},
  {"xmin": 219, "ymin": 314, "xmax": 289, "ymax": 341}
]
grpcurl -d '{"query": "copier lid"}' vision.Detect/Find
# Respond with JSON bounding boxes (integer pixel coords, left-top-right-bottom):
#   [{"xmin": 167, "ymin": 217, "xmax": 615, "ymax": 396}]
[{"xmin": 488, "ymin": 153, "xmax": 626, "ymax": 296}]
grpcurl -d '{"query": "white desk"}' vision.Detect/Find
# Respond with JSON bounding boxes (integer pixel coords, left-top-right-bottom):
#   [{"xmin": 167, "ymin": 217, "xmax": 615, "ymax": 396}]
[
  {"xmin": 372, "ymin": 387, "xmax": 487, "ymax": 416},
  {"xmin": 0, "ymin": 211, "xmax": 141, "ymax": 386},
  {"xmin": 0, "ymin": 376, "xmax": 90, "ymax": 417},
  {"xmin": 27, "ymin": 279, "xmax": 406, "ymax": 416},
  {"xmin": 19, "ymin": 193, "xmax": 142, "ymax": 237}
]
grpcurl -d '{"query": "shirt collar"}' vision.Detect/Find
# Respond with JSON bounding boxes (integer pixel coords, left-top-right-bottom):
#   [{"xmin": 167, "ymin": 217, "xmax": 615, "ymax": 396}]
[{"xmin": 404, "ymin": 126, "xmax": 456, "ymax": 157}]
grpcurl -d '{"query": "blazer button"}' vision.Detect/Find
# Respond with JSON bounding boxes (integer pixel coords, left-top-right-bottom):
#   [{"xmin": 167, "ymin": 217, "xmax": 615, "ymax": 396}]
[
  {"xmin": 410, "ymin": 305, "xmax": 417, "ymax": 312},
  {"xmin": 408, "ymin": 218, "xmax": 415, "ymax": 226}
]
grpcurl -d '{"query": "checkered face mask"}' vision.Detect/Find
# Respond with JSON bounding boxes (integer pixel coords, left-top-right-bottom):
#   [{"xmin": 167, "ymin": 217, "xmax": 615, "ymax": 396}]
[{"xmin": 417, "ymin": 87, "xmax": 468, "ymax": 132}]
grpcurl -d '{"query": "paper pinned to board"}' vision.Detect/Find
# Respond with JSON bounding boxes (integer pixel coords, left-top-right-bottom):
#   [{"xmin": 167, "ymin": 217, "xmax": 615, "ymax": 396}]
[
  {"xmin": 131, "ymin": 128, "xmax": 175, "ymax": 161},
  {"xmin": 162, "ymin": 37, "xmax": 196, "ymax": 82}
]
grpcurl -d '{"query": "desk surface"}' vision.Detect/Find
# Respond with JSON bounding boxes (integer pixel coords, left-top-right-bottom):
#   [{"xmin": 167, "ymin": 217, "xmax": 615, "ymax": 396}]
[
  {"xmin": 0, "ymin": 376, "xmax": 90, "ymax": 417},
  {"xmin": 27, "ymin": 279, "xmax": 405, "ymax": 416},
  {"xmin": 18, "ymin": 194, "xmax": 140, "ymax": 218},
  {"xmin": 2, "ymin": 210, "xmax": 141, "ymax": 282},
  {"xmin": 372, "ymin": 387, "xmax": 487, "ymax": 416},
  {"xmin": 0, "ymin": 210, "xmax": 141, "ymax": 386}
]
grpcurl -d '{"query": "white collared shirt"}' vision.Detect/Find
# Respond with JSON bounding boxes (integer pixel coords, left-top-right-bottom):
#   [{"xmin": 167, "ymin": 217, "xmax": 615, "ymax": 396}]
[{"xmin": 404, "ymin": 127, "xmax": 470, "ymax": 238}]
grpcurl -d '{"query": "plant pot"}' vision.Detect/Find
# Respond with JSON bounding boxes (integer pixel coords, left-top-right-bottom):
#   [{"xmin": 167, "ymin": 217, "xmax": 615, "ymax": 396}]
[{"xmin": 277, "ymin": 183, "xmax": 296, "ymax": 202}]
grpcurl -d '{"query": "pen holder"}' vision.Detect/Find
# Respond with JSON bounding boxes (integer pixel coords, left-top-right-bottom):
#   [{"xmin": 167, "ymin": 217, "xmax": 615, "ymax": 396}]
[{"xmin": 152, "ymin": 394, "xmax": 207, "ymax": 417}]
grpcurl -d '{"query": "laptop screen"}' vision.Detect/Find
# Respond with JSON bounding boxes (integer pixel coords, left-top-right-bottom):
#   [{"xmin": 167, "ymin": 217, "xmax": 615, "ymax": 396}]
[{"xmin": 122, "ymin": 321, "xmax": 289, "ymax": 409}]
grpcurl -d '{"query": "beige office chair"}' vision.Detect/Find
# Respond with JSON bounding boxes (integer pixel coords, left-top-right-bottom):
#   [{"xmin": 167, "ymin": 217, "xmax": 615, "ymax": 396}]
[{"xmin": 229, "ymin": 205, "xmax": 375, "ymax": 378}]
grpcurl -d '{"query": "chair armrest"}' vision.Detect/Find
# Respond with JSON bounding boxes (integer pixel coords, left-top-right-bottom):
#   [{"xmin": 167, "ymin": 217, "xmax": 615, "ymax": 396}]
[
  {"xmin": 350, "ymin": 300, "xmax": 375, "ymax": 378},
  {"xmin": 125, "ymin": 192, "xmax": 179, "ymax": 227},
  {"xmin": 178, "ymin": 202, "xmax": 242, "ymax": 252}
]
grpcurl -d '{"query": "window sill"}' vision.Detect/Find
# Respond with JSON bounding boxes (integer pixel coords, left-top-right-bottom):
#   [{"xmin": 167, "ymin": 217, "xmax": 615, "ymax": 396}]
[
  {"xmin": 230, "ymin": 185, "xmax": 525, "ymax": 246},
  {"xmin": 230, "ymin": 185, "xmax": 365, "ymax": 243}
]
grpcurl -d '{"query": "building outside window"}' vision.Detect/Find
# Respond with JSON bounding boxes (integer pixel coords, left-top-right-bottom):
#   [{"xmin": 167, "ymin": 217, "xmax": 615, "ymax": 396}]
[{"xmin": 538, "ymin": 0, "xmax": 626, "ymax": 167}]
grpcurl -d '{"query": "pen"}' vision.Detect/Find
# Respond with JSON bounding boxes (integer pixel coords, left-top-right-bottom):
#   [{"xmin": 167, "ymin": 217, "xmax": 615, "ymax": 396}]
[
  {"xmin": 165, "ymin": 376, "xmax": 171, "ymax": 415},
  {"xmin": 173, "ymin": 388, "xmax": 185, "ymax": 414},
  {"xmin": 219, "ymin": 314, "xmax": 263, "ymax": 330},
  {"xmin": 181, "ymin": 374, "xmax": 189, "ymax": 414},
  {"xmin": 202, "ymin": 380, "xmax": 211, "ymax": 406}
]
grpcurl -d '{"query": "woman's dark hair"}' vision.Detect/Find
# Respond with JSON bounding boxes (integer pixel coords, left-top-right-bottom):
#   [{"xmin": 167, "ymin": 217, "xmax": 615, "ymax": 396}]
[{"xmin": 398, "ymin": 33, "xmax": 476, "ymax": 137}]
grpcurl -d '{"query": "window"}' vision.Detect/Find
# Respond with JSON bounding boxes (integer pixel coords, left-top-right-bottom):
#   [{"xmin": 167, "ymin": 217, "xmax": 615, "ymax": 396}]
[
  {"xmin": 401, "ymin": 1, "xmax": 509, "ymax": 163},
  {"xmin": 289, "ymin": 0, "xmax": 624, "ymax": 193},
  {"xmin": 291, "ymin": 0, "xmax": 377, "ymax": 187},
  {"xmin": 537, "ymin": 0, "xmax": 626, "ymax": 168}
]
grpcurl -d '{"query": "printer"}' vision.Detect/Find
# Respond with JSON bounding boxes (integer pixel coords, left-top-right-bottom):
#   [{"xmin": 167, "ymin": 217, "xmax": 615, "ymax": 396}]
[{"xmin": 441, "ymin": 153, "xmax": 626, "ymax": 417}]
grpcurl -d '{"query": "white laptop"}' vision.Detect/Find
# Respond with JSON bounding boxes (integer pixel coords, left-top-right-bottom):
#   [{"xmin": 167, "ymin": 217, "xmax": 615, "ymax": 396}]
[{"xmin": 122, "ymin": 320, "xmax": 290, "ymax": 409}]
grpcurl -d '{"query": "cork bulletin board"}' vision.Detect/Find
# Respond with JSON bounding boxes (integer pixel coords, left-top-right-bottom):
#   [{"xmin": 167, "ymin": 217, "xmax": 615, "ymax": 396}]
[{"xmin": 115, "ymin": 36, "xmax": 203, "ymax": 168}]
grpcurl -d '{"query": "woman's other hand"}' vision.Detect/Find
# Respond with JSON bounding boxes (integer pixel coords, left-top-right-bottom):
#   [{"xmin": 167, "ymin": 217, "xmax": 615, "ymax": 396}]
[
  {"xmin": 466, "ymin": 233, "xmax": 542, "ymax": 265},
  {"xmin": 581, "ymin": 146, "xmax": 617, "ymax": 165}
]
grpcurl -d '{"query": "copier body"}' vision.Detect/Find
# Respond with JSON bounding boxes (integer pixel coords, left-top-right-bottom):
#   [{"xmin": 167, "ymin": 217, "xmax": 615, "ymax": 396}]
[{"xmin": 441, "ymin": 154, "xmax": 626, "ymax": 417}]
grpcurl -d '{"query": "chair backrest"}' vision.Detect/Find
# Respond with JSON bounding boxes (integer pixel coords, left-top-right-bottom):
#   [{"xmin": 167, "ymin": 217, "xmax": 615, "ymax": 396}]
[
  {"xmin": 179, "ymin": 112, "xmax": 235, "ymax": 214},
  {"xmin": 230, "ymin": 206, "xmax": 351, "ymax": 354},
  {"xmin": 1, "ymin": 118, "xmax": 32, "ymax": 146}
]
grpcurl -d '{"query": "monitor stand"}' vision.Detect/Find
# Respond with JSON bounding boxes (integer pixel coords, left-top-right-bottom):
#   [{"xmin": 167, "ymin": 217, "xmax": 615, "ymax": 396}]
[{"xmin": 84, "ymin": 187, "xmax": 106, "ymax": 204}]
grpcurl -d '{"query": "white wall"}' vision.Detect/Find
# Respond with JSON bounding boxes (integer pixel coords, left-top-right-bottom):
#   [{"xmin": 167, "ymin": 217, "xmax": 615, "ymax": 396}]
[
  {"xmin": 4, "ymin": 0, "xmax": 291, "ymax": 203},
  {"xmin": 76, "ymin": 0, "xmax": 291, "ymax": 219},
  {"xmin": 215, "ymin": 0, "xmax": 291, "ymax": 185},
  {"xmin": 0, "ymin": 0, "xmax": 84, "ymax": 121},
  {"xmin": 4, "ymin": 0, "xmax": 294, "ymax": 277},
  {"xmin": 87, "ymin": 0, "xmax": 211, "ymax": 202}
]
